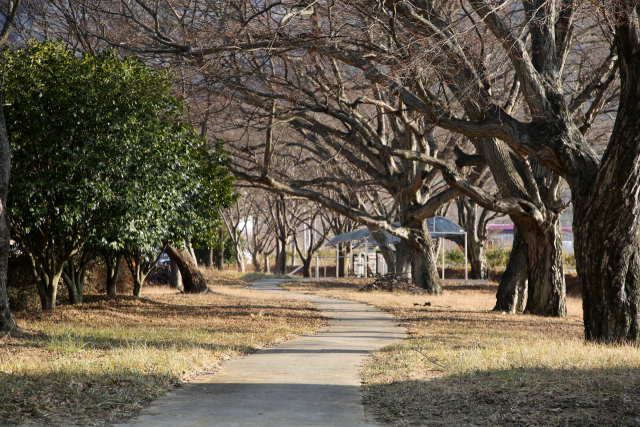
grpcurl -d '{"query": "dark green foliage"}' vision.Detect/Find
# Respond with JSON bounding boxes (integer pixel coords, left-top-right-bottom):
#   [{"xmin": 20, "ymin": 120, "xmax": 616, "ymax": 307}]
[
  {"xmin": 2, "ymin": 41, "xmax": 235, "ymax": 307},
  {"xmin": 223, "ymin": 237, "xmax": 237, "ymax": 265}
]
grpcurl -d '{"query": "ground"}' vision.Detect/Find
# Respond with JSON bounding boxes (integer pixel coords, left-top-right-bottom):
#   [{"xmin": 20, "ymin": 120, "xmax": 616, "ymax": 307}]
[
  {"xmin": 283, "ymin": 277, "xmax": 640, "ymax": 427},
  {"xmin": 0, "ymin": 271, "xmax": 325, "ymax": 426}
]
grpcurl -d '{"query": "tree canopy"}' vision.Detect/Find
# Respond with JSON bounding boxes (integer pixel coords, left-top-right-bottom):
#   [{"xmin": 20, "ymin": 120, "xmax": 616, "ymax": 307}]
[{"xmin": 3, "ymin": 40, "xmax": 235, "ymax": 308}]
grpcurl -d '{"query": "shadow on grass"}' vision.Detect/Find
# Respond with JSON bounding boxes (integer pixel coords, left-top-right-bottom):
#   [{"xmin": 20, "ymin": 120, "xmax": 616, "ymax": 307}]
[
  {"xmin": 364, "ymin": 366, "xmax": 640, "ymax": 427},
  {"xmin": 0, "ymin": 369, "xmax": 181, "ymax": 426}
]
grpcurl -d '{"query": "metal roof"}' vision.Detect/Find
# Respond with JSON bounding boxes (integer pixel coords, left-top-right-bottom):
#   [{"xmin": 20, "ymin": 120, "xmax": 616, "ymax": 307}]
[{"xmin": 326, "ymin": 216, "xmax": 466, "ymax": 246}]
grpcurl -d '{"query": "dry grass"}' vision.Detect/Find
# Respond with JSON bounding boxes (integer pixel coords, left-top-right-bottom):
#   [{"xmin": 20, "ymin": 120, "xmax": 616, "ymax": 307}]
[
  {"xmin": 283, "ymin": 279, "xmax": 640, "ymax": 427},
  {"xmin": 0, "ymin": 271, "xmax": 325, "ymax": 426}
]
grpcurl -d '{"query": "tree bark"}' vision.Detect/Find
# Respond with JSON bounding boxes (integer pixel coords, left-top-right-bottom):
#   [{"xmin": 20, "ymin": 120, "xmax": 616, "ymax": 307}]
[
  {"xmin": 570, "ymin": 22, "xmax": 640, "ymax": 342},
  {"xmin": 215, "ymin": 229, "xmax": 225, "ymax": 270},
  {"xmin": 302, "ymin": 258, "xmax": 312, "ymax": 278},
  {"xmin": 0, "ymin": 104, "xmax": 15, "ymax": 331},
  {"xmin": 204, "ymin": 248, "xmax": 213, "ymax": 268},
  {"xmin": 34, "ymin": 267, "xmax": 64, "ymax": 310},
  {"xmin": 370, "ymin": 228, "xmax": 396, "ymax": 273},
  {"xmin": 169, "ymin": 259, "xmax": 182, "ymax": 289},
  {"xmin": 103, "ymin": 251, "xmax": 123, "ymax": 297},
  {"xmin": 187, "ymin": 242, "xmax": 198, "ymax": 266},
  {"xmin": 263, "ymin": 250, "xmax": 272, "ymax": 273},
  {"xmin": 252, "ymin": 251, "xmax": 262, "ymax": 272},
  {"xmin": 494, "ymin": 229, "xmax": 528, "ymax": 314},
  {"xmin": 522, "ymin": 218, "xmax": 566, "ymax": 317},
  {"xmin": 234, "ymin": 240, "xmax": 246, "ymax": 272},
  {"xmin": 401, "ymin": 218, "xmax": 441, "ymax": 293},
  {"xmin": 275, "ymin": 239, "xmax": 287, "ymax": 275},
  {"xmin": 165, "ymin": 244, "xmax": 208, "ymax": 293},
  {"xmin": 394, "ymin": 240, "xmax": 411, "ymax": 275},
  {"xmin": 61, "ymin": 252, "xmax": 92, "ymax": 305}
]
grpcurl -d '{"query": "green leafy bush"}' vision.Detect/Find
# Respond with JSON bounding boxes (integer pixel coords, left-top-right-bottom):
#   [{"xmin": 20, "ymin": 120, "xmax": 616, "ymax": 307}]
[
  {"xmin": 445, "ymin": 249, "xmax": 465, "ymax": 266},
  {"xmin": 487, "ymin": 247, "xmax": 512, "ymax": 268}
]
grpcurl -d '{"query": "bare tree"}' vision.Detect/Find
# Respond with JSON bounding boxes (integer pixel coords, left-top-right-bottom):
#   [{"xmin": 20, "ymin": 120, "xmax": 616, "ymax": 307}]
[
  {"xmin": 46, "ymin": 0, "xmax": 640, "ymax": 341},
  {"xmin": 291, "ymin": 204, "xmax": 331, "ymax": 277}
]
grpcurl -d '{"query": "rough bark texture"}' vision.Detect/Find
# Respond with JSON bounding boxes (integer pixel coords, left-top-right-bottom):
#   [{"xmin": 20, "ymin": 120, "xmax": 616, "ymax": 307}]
[
  {"xmin": 522, "ymin": 217, "xmax": 566, "ymax": 317},
  {"xmin": 494, "ymin": 229, "xmax": 528, "ymax": 314},
  {"xmin": 165, "ymin": 244, "xmax": 208, "ymax": 293},
  {"xmin": 394, "ymin": 241, "xmax": 411, "ymax": 275},
  {"xmin": 571, "ymin": 18, "xmax": 640, "ymax": 342},
  {"xmin": 0, "ymin": 104, "xmax": 15, "ymax": 331},
  {"xmin": 401, "ymin": 218, "xmax": 441, "ymax": 294}
]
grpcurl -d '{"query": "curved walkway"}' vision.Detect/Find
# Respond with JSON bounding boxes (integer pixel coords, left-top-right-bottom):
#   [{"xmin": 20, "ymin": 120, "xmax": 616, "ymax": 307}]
[{"xmin": 113, "ymin": 279, "xmax": 406, "ymax": 427}]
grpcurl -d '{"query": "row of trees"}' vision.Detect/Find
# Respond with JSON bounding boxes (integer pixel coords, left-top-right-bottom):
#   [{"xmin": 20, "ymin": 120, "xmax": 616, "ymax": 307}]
[
  {"xmin": 0, "ymin": 39, "xmax": 235, "ymax": 314},
  {"xmin": 1, "ymin": 1, "xmax": 639, "ymax": 344}
]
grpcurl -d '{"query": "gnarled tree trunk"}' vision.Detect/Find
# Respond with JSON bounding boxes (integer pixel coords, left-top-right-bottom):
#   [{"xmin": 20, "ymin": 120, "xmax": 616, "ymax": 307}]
[
  {"xmin": 571, "ymin": 25, "xmax": 640, "ymax": 342},
  {"xmin": 165, "ymin": 244, "xmax": 208, "ymax": 293},
  {"xmin": 494, "ymin": 228, "xmax": 528, "ymax": 314},
  {"xmin": 522, "ymin": 216, "xmax": 566, "ymax": 317},
  {"xmin": 401, "ymin": 219, "xmax": 441, "ymax": 294}
]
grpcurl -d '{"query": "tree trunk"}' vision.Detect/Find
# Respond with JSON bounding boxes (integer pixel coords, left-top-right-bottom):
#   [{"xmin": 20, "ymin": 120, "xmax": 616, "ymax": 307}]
[
  {"xmin": 575, "ymin": 204, "xmax": 640, "ymax": 343},
  {"xmin": 275, "ymin": 239, "xmax": 287, "ymax": 275},
  {"xmin": 302, "ymin": 258, "xmax": 312, "ymax": 278},
  {"xmin": 394, "ymin": 241, "xmax": 411, "ymax": 275},
  {"xmin": 252, "ymin": 251, "xmax": 262, "ymax": 272},
  {"xmin": 370, "ymin": 228, "xmax": 396, "ymax": 273},
  {"xmin": 204, "ymin": 248, "xmax": 213, "ymax": 268},
  {"xmin": 263, "ymin": 252, "xmax": 271, "ymax": 273},
  {"xmin": 61, "ymin": 257, "xmax": 90, "ymax": 305},
  {"xmin": 402, "ymin": 221, "xmax": 441, "ymax": 294},
  {"xmin": 338, "ymin": 243, "xmax": 347, "ymax": 277},
  {"xmin": 234, "ymin": 241, "xmax": 245, "ymax": 273},
  {"xmin": 165, "ymin": 244, "xmax": 208, "ymax": 293},
  {"xmin": 215, "ymin": 229, "xmax": 225, "ymax": 270},
  {"xmin": 169, "ymin": 259, "xmax": 182, "ymax": 289},
  {"xmin": 35, "ymin": 268, "xmax": 64, "ymax": 310},
  {"xmin": 187, "ymin": 242, "xmax": 198, "ymax": 266},
  {"xmin": 0, "ymin": 104, "xmax": 15, "ymax": 332},
  {"xmin": 215, "ymin": 248, "xmax": 224, "ymax": 270},
  {"xmin": 494, "ymin": 229, "xmax": 528, "ymax": 313},
  {"xmin": 568, "ymin": 26, "xmax": 640, "ymax": 343},
  {"xmin": 522, "ymin": 218, "xmax": 566, "ymax": 317},
  {"xmin": 104, "ymin": 251, "xmax": 123, "ymax": 297},
  {"xmin": 469, "ymin": 246, "xmax": 488, "ymax": 280}
]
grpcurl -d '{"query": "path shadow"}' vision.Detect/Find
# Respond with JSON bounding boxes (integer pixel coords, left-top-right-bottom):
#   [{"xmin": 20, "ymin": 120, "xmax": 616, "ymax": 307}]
[{"xmin": 364, "ymin": 366, "xmax": 640, "ymax": 426}]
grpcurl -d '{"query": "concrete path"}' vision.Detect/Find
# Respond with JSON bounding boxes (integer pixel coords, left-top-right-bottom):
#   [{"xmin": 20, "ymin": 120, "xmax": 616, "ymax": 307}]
[{"xmin": 112, "ymin": 279, "xmax": 405, "ymax": 427}]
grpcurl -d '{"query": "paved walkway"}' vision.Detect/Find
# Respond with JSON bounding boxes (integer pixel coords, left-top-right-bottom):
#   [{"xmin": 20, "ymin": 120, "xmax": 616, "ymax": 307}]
[{"xmin": 113, "ymin": 279, "xmax": 405, "ymax": 427}]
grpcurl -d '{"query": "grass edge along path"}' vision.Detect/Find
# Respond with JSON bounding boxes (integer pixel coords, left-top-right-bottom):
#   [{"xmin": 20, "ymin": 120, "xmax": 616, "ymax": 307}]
[
  {"xmin": 282, "ymin": 279, "xmax": 640, "ymax": 427},
  {"xmin": 0, "ymin": 273, "xmax": 326, "ymax": 427}
]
